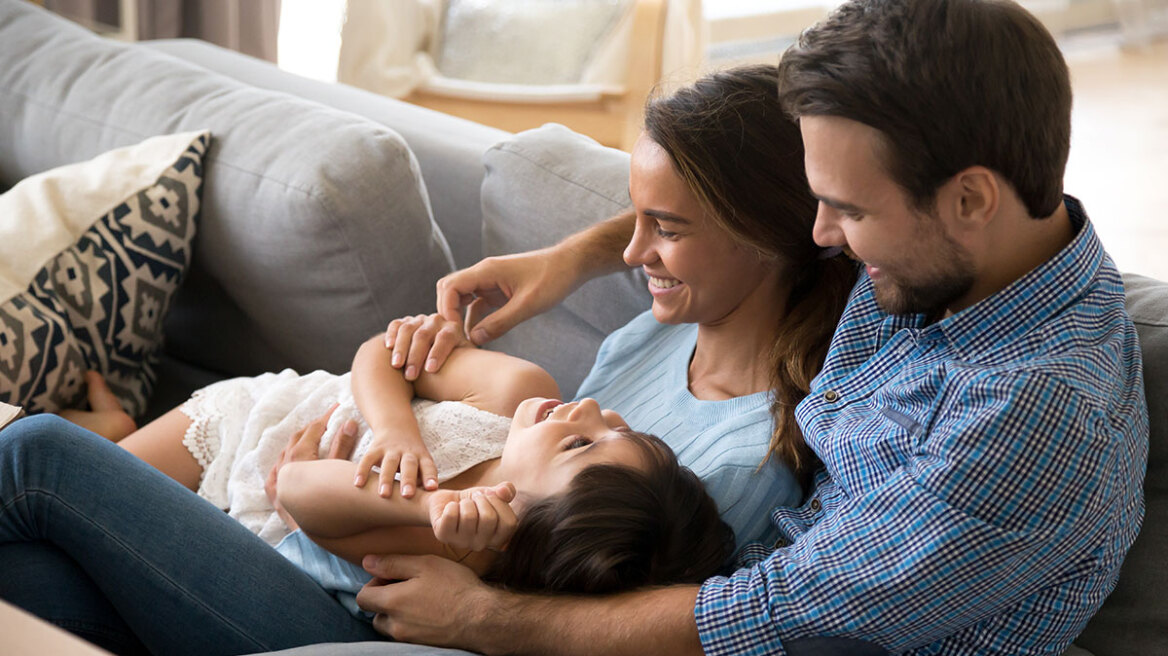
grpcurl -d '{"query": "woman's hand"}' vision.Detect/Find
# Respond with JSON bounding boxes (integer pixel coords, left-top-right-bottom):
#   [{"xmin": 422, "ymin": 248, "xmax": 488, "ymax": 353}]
[
  {"xmin": 384, "ymin": 313, "xmax": 472, "ymax": 381},
  {"xmin": 435, "ymin": 248, "xmax": 577, "ymax": 347},
  {"xmin": 266, "ymin": 403, "xmax": 344, "ymax": 530},
  {"xmin": 353, "ymin": 430, "xmax": 439, "ymax": 499},
  {"xmin": 427, "ymin": 482, "xmax": 518, "ymax": 554}
]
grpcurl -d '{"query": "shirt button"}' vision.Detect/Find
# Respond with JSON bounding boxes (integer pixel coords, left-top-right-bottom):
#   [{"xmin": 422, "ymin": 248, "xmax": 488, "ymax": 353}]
[
  {"xmin": 810, "ymin": 498, "xmax": 822, "ymax": 512},
  {"xmin": 774, "ymin": 538, "xmax": 789, "ymax": 548},
  {"xmin": 823, "ymin": 390, "xmax": 839, "ymax": 402}
]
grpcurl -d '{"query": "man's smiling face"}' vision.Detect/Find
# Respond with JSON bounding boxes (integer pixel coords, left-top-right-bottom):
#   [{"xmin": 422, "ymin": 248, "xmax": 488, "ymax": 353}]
[{"xmin": 800, "ymin": 115, "xmax": 975, "ymax": 317}]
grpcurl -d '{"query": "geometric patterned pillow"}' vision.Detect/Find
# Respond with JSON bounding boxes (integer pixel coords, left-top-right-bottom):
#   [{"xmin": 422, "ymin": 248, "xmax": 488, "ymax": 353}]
[{"xmin": 0, "ymin": 131, "xmax": 209, "ymax": 418}]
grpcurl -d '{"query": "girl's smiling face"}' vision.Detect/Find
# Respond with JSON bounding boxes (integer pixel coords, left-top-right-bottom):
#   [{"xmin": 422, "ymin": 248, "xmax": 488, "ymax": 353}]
[{"xmin": 499, "ymin": 398, "xmax": 644, "ymax": 500}]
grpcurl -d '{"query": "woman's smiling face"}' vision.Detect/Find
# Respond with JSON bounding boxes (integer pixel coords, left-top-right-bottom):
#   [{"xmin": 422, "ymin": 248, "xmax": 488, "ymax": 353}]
[
  {"xmin": 499, "ymin": 397, "xmax": 644, "ymax": 500},
  {"xmin": 624, "ymin": 134, "xmax": 784, "ymax": 327}
]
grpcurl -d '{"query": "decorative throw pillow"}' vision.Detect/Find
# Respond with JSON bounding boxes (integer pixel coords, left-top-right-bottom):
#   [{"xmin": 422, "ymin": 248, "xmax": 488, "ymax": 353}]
[{"xmin": 0, "ymin": 131, "xmax": 209, "ymax": 418}]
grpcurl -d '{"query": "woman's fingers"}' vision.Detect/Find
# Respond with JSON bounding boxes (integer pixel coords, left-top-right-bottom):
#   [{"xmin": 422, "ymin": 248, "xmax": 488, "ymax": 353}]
[
  {"xmin": 290, "ymin": 403, "xmax": 339, "ymax": 458},
  {"xmin": 328, "ymin": 419, "xmax": 359, "ymax": 460}
]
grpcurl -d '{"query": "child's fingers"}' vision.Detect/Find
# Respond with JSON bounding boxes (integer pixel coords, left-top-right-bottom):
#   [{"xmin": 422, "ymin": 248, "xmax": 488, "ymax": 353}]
[
  {"xmin": 420, "ymin": 458, "xmax": 439, "ymax": 491},
  {"xmin": 470, "ymin": 492, "xmax": 498, "ymax": 552},
  {"xmin": 420, "ymin": 324, "xmax": 455, "ymax": 374},
  {"xmin": 353, "ymin": 450, "xmax": 380, "ymax": 487},
  {"xmin": 384, "ymin": 318, "xmax": 403, "ymax": 350},
  {"xmin": 491, "ymin": 481, "xmax": 517, "ymax": 504},
  {"xmin": 433, "ymin": 501, "xmax": 460, "ymax": 544},
  {"xmin": 391, "ymin": 316, "xmax": 423, "ymax": 372},
  {"xmin": 482, "ymin": 490, "xmax": 517, "ymax": 551},
  {"xmin": 457, "ymin": 498, "xmax": 479, "ymax": 547},
  {"xmin": 379, "ymin": 452, "xmax": 403, "ymax": 497},
  {"xmin": 399, "ymin": 453, "xmax": 419, "ymax": 498},
  {"xmin": 405, "ymin": 317, "xmax": 441, "ymax": 380}
]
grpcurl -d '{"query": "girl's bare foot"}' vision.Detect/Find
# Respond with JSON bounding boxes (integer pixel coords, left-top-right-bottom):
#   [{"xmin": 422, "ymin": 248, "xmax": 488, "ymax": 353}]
[{"xmin": 58, "ymin": 371, "xmax": 138, "ymax": 441}]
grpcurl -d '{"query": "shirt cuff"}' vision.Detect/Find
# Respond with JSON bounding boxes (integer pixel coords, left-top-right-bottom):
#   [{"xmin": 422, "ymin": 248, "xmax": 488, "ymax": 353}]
[{"xmin": 695, "ymin": 570, "xmax": 786, "ymax": 656}]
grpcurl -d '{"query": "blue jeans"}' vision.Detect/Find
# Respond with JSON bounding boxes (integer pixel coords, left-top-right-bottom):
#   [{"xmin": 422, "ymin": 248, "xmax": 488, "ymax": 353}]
[{"xmin": 0, "ymin": 415, "xmax": 383, "ymax": 655}]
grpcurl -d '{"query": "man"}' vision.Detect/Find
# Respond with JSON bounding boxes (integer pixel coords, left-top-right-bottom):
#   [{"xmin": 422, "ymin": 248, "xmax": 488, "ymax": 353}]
[{"xmin": 357, "ymin": 1, "xmax": 1147, "ymax": 653}]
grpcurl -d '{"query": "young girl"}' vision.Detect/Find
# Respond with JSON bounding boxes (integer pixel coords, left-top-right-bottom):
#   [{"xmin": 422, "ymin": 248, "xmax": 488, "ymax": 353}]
[{"xmin": 74, "ymin": 329, "xmax": 734, "ymax": 617}]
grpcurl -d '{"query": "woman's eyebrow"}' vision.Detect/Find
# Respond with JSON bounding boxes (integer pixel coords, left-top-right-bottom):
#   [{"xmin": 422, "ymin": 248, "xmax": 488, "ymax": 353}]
[{"xmin": 644, "ymin": 209, "xmax": 690, "ymax": 225}]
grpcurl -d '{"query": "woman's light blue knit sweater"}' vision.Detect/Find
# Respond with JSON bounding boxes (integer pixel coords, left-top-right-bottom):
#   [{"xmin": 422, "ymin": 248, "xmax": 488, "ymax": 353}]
[{"xmin": 575, "ymin": 310, "xmax": 802, "ymax": 549}]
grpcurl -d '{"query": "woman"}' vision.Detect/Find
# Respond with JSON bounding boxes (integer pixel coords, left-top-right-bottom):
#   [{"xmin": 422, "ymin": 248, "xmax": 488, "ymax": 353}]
[{"xmin": 389, "ymin": 64, "xmax": 857, "ymax": 550}]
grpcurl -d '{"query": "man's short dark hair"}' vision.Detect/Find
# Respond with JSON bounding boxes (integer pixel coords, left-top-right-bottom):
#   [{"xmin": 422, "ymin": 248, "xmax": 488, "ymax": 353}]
[{"xmin": 777, "ymin": 0, "xmax": 1072, "ymax": 218}]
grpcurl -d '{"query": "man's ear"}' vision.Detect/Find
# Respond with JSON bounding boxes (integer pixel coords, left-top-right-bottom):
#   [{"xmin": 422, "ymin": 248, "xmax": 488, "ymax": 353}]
[{"xmin": 952, "ymin": 166, "xmax": 1000, "ymax": 231}]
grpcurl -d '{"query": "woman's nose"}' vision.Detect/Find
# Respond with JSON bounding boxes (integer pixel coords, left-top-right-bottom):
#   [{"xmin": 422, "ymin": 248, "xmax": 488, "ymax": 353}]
[{"xmin": 623, "ymin": 218, "xmax": 656, "ymax": 267}]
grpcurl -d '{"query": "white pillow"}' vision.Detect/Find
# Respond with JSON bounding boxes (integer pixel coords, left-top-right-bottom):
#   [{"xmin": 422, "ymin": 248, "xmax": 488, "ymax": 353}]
[{"xmin": 436, "ymin": 0, "xmax": 630, "ymax": 85}]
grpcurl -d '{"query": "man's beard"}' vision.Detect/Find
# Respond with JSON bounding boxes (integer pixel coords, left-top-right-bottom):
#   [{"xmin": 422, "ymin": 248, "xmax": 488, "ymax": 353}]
[{"xmin": 872, "ymin": 222, "xmax": 975, "ymax": 317}]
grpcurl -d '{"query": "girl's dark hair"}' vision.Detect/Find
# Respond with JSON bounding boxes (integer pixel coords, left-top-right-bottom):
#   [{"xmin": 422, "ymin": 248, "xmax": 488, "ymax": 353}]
[
  {"xmin": 485, "ymin": 431, "xmax": 735, "ymax": 594},
  {"xmin": 777, "ymin": 0, "xmax": 1071, "ymax": 218},
  {"xmin": 643, "ymin": 64, "xmax": 856, "ymax": 482}
]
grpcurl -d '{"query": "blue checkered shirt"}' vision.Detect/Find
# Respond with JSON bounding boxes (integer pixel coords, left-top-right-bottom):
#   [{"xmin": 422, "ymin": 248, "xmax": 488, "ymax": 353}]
[{"xmin": 694, "ymin": 197, "xmax": 1148, "ymax": 655}]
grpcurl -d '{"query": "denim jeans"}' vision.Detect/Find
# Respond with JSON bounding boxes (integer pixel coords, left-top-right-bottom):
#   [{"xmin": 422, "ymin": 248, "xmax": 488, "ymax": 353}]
[{"xmin": 0, "ymin": 414, "xmax": 382, "ymax": 656}]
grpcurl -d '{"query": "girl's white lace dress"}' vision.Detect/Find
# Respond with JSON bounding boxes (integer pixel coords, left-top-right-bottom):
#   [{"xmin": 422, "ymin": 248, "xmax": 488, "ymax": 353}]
[{"xmin": 179, "ymin": 368, "xmax": 512, "ymax": 545}]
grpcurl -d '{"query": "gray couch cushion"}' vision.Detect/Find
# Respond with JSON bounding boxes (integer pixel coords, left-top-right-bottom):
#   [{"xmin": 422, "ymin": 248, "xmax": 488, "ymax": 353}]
[
  {"xmin": 0, "ymin": 1, "xmax": 454, "ymax": 380},
  {"xmin": 480, "ymin": 124, "xmax": 650, "ymax": 397},
  {"xmin": 1076, "ymin": 273, "xmax": 1168, "ymax": 655},
  {"xmin": 143, "ymin": 38, "xmax": 510, "ymax": 271}
]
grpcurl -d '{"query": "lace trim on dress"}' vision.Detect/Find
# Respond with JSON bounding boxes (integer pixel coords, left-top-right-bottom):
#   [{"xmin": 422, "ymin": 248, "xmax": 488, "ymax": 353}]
[{"xmin": 179, "ymin": 388, "xmax": 219, "ymax": 485}]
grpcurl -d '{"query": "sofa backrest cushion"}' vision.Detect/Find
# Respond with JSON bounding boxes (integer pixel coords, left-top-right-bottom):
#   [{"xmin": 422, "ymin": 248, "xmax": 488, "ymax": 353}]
[
  {"xmin": 481, "ymin": 124, "xmax": 650, "ymax": 396},
  {"xmin": 0, "ymin": 1, "xmax": 454, "ymax": 379},
  {"xmin": 1077, "ymin": 272, "xmax": 1167, "ymax": 656},
  {"xmin": 142, "ymin": 37, "xmax": 509, "ymax": 271}
]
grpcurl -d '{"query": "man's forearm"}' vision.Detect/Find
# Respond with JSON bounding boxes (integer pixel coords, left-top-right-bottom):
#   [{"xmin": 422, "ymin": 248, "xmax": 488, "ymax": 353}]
[
  {"xmin": 555, "ymin": 209, "xmax": 635, "ymax": 282},
  {"xmin": 476, "ymin": 584, "xmax": 704, "ymax": 656}
]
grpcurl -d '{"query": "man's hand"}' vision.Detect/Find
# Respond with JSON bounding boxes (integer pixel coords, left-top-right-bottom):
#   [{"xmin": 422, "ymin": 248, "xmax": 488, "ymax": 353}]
[{"xmin": 357, "ymin": 554, "xmax": 499, "ymax": 648}]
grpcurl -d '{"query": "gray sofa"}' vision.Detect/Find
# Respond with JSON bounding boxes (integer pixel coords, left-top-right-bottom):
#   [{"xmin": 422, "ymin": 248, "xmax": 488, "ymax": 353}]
[{"xmin": 0, "ymin": 1, "xmax": 1163, "ymax": 654}]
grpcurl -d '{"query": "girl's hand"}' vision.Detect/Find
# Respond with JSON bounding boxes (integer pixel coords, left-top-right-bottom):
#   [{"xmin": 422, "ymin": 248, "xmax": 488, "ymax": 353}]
[
  {"xmin": 384, "ymin": 313, "xmax": 472, "ymax": 381},
  {"xmin": 267, "ymin": 403, "xmax": 340, "ymax": 529},
  {"xmin": 354, "ymin": 431, "xmax": 439, "ymax": 499},
  {"xmin": 428, "ymin": 482, "xmax": 518, "ymax": 553}
]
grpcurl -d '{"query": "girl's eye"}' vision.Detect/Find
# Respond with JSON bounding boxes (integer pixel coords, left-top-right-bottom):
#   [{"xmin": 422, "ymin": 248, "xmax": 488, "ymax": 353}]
[{"xmin": 566, "ymin": 437, "xmax": 592, "ymax": 450}]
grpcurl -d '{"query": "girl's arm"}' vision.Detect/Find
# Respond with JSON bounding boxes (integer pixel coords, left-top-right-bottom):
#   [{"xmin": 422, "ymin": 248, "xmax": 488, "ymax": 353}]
[
  {"xmin": 279, "ymin": 459, "xmax": 430, "ymax": 535},
  {"xmin": 350, "ymin": 333, "xmax": 431, "ymax": 494},
  {"xmin": 356, "ymin": 328, "xmax": 561, "ymax": 418},
  {"xmin": 349, "ymin": 329, "xmax": 560, "ymax": 493},
  {"xmin": 278, "ymin": 458, "xmax": 512, "ymax": 571}
]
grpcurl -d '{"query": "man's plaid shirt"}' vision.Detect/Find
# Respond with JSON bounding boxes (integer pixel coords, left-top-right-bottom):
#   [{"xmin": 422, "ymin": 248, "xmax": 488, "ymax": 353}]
[{"xmin": 695, "ymin": 197, "xmax": 1148, "ymax": 655}]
